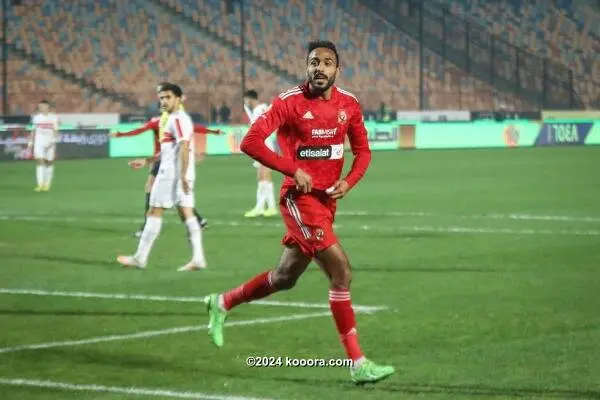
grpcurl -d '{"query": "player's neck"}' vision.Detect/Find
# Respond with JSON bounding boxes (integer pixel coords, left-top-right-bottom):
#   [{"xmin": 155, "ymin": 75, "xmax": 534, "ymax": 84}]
[{"xmin": 307, "ymin": 84, "xmax": 334, "ymax": 101}]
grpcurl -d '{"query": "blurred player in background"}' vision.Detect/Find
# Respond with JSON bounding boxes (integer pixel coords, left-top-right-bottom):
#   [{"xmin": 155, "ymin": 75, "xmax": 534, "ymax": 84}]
[
  {"xmin": 204, "ymin": 41, "xmax": 394, "ymax": 384},
  {"xmin": 28, "ymin": 100, "xmax": 59, "ymax": 191},
  {"xmin": 117, "ymin": 83, "xmax": 207, "ymax": 272},
  {"xmin": 242, "ymin": 90, "xmax": 277, "ymax": 218},
  {"xmin": 112, "ymin": 83, "xmax": 222, "ymax": 237}
]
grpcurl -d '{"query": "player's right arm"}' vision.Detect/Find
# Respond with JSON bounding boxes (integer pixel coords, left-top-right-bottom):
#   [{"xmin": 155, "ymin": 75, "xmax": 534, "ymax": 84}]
[
  {"xmin": 240, "ymin": 98, "xmax": 297, "ymax": 177},
  {"xmin": 50, "ymin": 115, "xmax": 59, "ymax": 148},
  {"xmin": 112, "ymin": 119, "xmax": 158, "ymax": 138}
]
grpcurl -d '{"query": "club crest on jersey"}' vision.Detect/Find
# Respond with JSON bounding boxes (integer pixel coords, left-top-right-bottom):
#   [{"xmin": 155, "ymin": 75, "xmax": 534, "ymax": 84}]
[{"xmin": 338, "ymin": 110, "xmax": 347, "ymax": 124}]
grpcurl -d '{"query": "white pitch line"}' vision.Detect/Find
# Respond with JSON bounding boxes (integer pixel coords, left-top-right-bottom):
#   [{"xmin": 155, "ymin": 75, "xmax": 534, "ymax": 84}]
[
  {"xmin": 0, "ymin": 288, "xmax": 387, "ymax": 313},
  {"xmin": 3, "ymin": 209, "xmax": 600, "ymax": 223},
  {"xmin": 337, "ymin": 210, "xmax": 600, "ymax": 223},
  {"xmin": 0, "ymin": 214, "xmax": 599, "ymax": 236},
  {"xmin": 385, "ymin": 225, "xmax": 600, "ymax": 236},
  {"xmin": 0, "ymin": 378, "xmax": 274, "ymax": 400},
  {"xmin": 0, "ymin": 311, "xmax": 332, "ymax": 354}
]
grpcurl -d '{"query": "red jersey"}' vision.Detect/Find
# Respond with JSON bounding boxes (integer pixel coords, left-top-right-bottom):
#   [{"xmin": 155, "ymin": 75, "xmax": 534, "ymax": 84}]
[
  {"xmin": 116, "ymin": 117, "xmax": 218, "ymax": 156},
  {"xmin": 240, "ymin": 83, "xmax": 371, "ymax": 192}
]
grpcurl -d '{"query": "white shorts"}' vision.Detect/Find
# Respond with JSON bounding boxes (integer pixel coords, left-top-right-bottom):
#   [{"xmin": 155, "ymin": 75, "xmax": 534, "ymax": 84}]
[
  {"xmin": 34, "ymin": 136, "xmax": 56, "ymax": 160},
  {"xmin": 149, "ymin": 177, "xmax": 195, "ymax": 209},
  {"xmin": 252, "ymin": 138, "xmax": 276, "ymax": 168}
]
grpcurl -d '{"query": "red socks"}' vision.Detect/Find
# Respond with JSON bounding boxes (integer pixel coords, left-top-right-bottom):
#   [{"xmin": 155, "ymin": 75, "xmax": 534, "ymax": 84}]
[
  {"xmin": 222, "ymin": 270, "xmax": 275, "ymax": 311},
  {"xmin": 329, "ymin": 289, "xmax": 364, "ymax": 362},
  {"xmin": 221, "ymin": 275, "xmax": 364, "ymax": 364}
]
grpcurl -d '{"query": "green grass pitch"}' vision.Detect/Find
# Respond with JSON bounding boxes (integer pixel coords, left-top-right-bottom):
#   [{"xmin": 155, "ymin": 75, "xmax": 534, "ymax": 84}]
[{"xmin": 0, "ymin": 147, "xmax": 599, "ymax": 399}]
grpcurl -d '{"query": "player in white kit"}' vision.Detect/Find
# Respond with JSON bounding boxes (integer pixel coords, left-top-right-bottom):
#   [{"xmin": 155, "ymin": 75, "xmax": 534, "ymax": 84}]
[
  {"xmin": 116, "ymin": 84, "xmax": 207, "ymax": 272},
  {"xmin": 28, "ymin": 100, "xmax": 59, "ymax": 191},
  {"xmin": 242, "ymin": 90, "xmax": 277, "ymax": 218}
]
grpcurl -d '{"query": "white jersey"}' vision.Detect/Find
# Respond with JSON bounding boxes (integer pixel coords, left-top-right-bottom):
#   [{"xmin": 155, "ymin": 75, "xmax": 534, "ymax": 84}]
[
  {"xmin": 32, "ymin": 113, "xmax": 58, "ymax": 138},
  {"xmin": 245, "ymin": 102, "xmax": 275, "ymax": 154},
  {"xmin": 157, "ymin": 110, "xmax": 195, "ymax": 181},
  {"xmin": 249, "ymin": 103, "xmax": 270, "ymax": 124}
]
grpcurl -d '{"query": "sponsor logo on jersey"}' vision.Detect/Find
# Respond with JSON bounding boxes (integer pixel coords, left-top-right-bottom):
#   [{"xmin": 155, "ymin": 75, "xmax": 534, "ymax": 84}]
[
  {"xmin": 296, "ymin": 144, "xmax": 344, "ymax": 160},
  {"xmin": 311, "ymin": 127, "xmax": 337, "ymax": 138}
]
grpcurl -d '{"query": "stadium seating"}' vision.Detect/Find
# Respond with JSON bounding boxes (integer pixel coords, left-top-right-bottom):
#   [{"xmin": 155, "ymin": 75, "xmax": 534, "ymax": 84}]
[
  {"xmin": 7, "ymin": 0, "xmax": 293, "ymax": 120},
  {"xmin": 160, "ymin": 0, "xmax": 527, "ymax": 110},
  {"xmin": 3, "ymin": 0, "xmax": 597, "ymax": 116},
  {"xmin": 433, "ymin": 0, "xmax": 599, "ymax": 107},
  {"xmin": 1, "ymin": 55, "xmax": 133, "ymax": 115}
]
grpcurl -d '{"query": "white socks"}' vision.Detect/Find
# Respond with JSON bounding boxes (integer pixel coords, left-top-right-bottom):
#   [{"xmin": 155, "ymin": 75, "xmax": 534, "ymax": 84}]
[
  {"xmin": 255, "ymin": 180, "xmax": 275, "ymax": 210},
  {"xmin": 134, "ymin": 216, "xmax": 162, "ymax": 266},
  {"xmin": 36, "ymin": 165, "xmax": 44, "ymax": 187},
  {"xmin": 255, "ymin": 181, "xmax": 265, "ymax": 211},
  {"xmin": 263, "ymin": 180, "xmax": 275, "ymax": 210},
  {"xmin": 44, "ymin": 165, "xmax": 54, "ymax": 187},
  {"xmin": 36, "ymin": 165, "xmax": 54, "ymax": 187},
  {"xmin": 132, "ymin": 215, "xmax": 206, "ymax": 268},
  {"xmin": 185, "ymin": 217, "xmax": 206, "ymax": 266}
]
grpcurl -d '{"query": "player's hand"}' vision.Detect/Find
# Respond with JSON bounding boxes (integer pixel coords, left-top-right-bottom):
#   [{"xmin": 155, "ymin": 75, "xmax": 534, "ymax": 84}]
[
  {"xmin": 110, "ymin": 131, "xmax": 119, "ymax": 137},
  {"xmin": 182, "ymin": 180, "xmax": 191, "ymax": 194},
  {"xmin": 326, "ymin": 179, "xmax": 350, "ymax": 200},
  {"xmin": 213, "ymin": 129, "xmax": 224, "ymax": 135},
  {"xmin": 293, "ymin": 168, "xmax": 312, "ymax": 194},
  {"xmin": 128, "ymin": 159, "xmax": 147, "ymax": 169}
]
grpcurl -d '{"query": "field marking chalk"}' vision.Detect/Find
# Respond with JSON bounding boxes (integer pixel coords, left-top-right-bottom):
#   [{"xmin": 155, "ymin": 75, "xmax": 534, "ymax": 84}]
[
  {"xmin": 0, "ymin": 213, "xmax": 598, "ymax": 236},
  {"xmin": 0, "ymin": 378, "xmax": 274, "ymax": 400},
  {"xmin": 0, "ymin": 312, "xmax": 331, "ymax": 355},
  {"xmin": 0, "ymin": 288, "xmax": 387, "ymax": 313}
]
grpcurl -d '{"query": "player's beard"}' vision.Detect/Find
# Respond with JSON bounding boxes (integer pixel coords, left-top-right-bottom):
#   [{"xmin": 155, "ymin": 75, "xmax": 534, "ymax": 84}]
[{"xmin": 308, "ymin": 72, "xmax": 335, "ymax": 94}]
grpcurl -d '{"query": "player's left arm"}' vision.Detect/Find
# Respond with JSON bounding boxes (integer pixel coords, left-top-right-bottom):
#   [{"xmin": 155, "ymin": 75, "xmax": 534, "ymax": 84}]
[
  {"xmin": 329, "ymin": 102, "xmax": 371, "ymax": 198},
  {"xmin": 240, "ymin": 98, "xmax": 297, "ymax": 177},
  {"xmin": 52, "ymin": 116, "xmax": 59, "ymax": 147}
]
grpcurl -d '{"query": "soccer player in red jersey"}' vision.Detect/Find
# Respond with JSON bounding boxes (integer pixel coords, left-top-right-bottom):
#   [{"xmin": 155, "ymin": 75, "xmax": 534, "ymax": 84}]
[
  {"xmin": 112, "ymin": 85, "xmax": 222, "ymax": 236},
  {"xmin": 205, "ymin": 41, "xmax": 394, "ymax": 384}
]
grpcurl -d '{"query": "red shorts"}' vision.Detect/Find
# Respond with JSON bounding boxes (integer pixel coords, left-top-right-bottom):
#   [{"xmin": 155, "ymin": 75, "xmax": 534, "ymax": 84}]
[{"xmin": 280, "ymin": 189, "xmax": 338, "ymax": 257}]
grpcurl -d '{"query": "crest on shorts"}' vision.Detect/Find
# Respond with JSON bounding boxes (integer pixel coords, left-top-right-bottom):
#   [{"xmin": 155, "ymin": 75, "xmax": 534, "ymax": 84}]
[
  {"xmin": 314, "ymin": 228, "xmax": 324, "ymax": 241},
  {"xmin": 338, "ymin": 110, "xmax": 347, "ymax": 124}
]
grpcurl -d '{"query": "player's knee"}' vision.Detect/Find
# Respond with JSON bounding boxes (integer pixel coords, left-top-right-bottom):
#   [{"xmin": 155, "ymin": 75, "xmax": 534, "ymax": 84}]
[
  {"xmin": 330, "ymin": 262, "xmax": 352, "ymax": 290},
  {"xmin": 271, "ymin": 271, "xmax": 298, "ymax": 290}
]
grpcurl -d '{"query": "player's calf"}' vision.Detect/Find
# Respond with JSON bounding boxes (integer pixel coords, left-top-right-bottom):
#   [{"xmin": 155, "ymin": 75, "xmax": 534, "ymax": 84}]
[
  {"xmin": 34, "ymin": 160, "xmax": 45, "ymax": 191},
  {"xmin": 42, "ymin": 160, "xmax": 54, "ymax": 190},
  {"xmin": 178, "ymin": 207, "xmax": 207, "ymax": 270}
]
